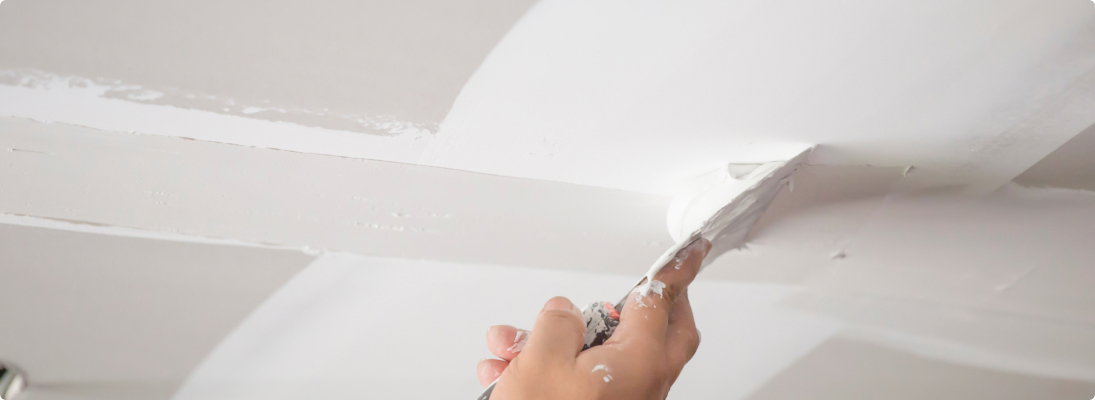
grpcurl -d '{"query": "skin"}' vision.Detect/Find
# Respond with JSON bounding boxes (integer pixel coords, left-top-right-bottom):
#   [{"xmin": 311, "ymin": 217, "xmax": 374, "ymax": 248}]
[{"xmin": 477, "ymin": 238, "xmax": 712, "ymax": 399}]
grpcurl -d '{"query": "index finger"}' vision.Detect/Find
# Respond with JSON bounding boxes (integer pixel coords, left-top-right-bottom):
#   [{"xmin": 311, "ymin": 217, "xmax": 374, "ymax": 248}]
[
  {"xmin": 608, "ymin": 238, "xmax": 710, "ymax": 344},
  {"xmin": 647, "ymin": 237, "xmax": 710, "ymax": 303}
]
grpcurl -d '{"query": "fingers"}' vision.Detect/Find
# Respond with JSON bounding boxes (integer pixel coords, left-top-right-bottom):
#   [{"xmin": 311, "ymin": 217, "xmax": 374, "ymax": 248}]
[
  {"xmin": 487, "ymin": 325, "xmax": 530, "ymax": 361},
  {"xmin": 611, "ymin": 238, "xmax": 710, "ymax": 345},
  {"xmin": 665, "ymin": 289, "xmax": 700, "ymax": 375},
  {"xmin": 477, "ymin": 358, "xmax": 509, "ymax": 387},
  {"xmin": 521, "ymin": 296, "xmax": 585, "ymax": 367},
  {"xmin": 652, "ymin": 237, "xmax": 711, "ymax": 304}
]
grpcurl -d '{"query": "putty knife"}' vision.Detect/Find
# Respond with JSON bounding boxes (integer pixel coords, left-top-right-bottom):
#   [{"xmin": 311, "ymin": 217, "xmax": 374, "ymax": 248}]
[{"xmin": 478, "ymin": 149, "xmax": 810, "ymax": 399}]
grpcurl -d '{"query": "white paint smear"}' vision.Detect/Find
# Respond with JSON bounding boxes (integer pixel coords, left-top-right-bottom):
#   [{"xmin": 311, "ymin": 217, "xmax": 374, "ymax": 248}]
[{"xmin": 0, "ymin": 71, "xmax": 430, "ymax": 164}]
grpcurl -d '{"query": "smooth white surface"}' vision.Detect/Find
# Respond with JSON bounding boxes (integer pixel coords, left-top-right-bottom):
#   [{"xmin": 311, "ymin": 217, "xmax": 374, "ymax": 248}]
[
  {"xmin": 172, "ymin": 252, "xmax": 841, "ymax": 400},
  {"xmin": 0, "ymin": 117, "xmax": 671, "ymax": 274},
  {"xmin": 2, "ymin": 0, "xmax": 1095, "ymax": 397},
  {"xmin": 0, "ymin": 222, "xmax": 313, "ymax": 400},
  {"xmin": 0, "ymin": 0, "xmax": 538, "ymax": 134},
  {"xmin": 3, "ymin": 2, "xmax": 1092, "ymax": 195},
  {"xmin": 0, "ymin": 213, "xmax": 315, "ymax": 252},
  {"xmin": 424, "ymin": 0, "xmax": 1095, "ymax": 193}
]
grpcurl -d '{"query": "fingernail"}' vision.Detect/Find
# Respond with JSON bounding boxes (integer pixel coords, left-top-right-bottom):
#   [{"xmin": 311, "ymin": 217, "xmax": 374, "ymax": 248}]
[
  {"xmin": 543, "ymin": 296, "xmax": 581, "ymax": 317},
  {"xmin": 514, "ymin": 328, "xmax": 531, "ymax": 343},
  {"xmin": 508, "ymin": 329, "xmax": 530, "ymax": 353}
]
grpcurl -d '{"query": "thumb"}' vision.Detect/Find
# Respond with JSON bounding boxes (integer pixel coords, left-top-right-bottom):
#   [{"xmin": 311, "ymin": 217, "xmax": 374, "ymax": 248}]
[{"xmin": 520, "ymin": 297, "xmax": 585, "ymax": 367}]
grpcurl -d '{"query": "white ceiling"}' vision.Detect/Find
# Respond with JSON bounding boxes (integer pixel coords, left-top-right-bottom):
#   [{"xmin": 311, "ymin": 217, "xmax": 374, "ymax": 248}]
[
  {"xmin": 424, "ymin": 0, "xmax": 1095, "ymax": 193},
  {"xmin": 3, "ymin": 0, "xmax": 1092, "ymax": 195},
  {"xmin": 1, "ymin": 0, "xmax": 1094, "ymax": 399}
]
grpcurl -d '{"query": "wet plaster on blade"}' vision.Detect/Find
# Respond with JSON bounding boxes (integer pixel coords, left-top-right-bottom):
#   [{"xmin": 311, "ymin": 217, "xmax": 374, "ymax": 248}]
[
  {"xmin": 634, "ymin": 150, "xmax": 809, "ymax": 297},
  {"xmin": 0, "ymin": 117, "xmax": 672, "ymax": 274}
]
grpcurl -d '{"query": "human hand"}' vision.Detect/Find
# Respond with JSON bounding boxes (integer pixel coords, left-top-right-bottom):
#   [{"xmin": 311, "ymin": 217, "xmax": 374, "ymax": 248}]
[{"xmin": 477, "ymin": 238, "xmax": 712, "ymax": 400}]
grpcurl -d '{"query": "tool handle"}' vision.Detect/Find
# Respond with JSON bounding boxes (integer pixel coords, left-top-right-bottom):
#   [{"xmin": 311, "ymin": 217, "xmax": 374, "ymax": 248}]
[{"xmin": 476, "ymin": 301, "xmax": 621, "ymax": 399}]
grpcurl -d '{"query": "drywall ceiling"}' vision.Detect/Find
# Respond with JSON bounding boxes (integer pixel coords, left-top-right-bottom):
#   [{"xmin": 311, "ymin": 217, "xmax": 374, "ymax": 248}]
[
  {"xmin": 1014, "ymin": 121, "xmax": 1095, "ymax": 191},
  {"xmin": 745, "ymin": 338, "xmax": 1095, "ymax": 400},
  {"xmin": 0, "ymin": 117, "xmax": 672, "ymax": 273},
  {"xmin": 0, "ymin": 0, "xmax": 538, "ymax": 135},
  {"xmin": 5, "ymin": 114, "xmax": 1095, "ymax": 398},
  {"xmin": 427, "ymin": 0, "xmax": 1095, "ymax": 193},
  {"xmin": 0, "ymin": 223, "xmax": 314, "ymax": 400},
  {"xmin": 3, "ymin": 0, "xmax": 1093, "ymax": 194},
  {"xmin": 1, "ymin": 0, "xmax": 1095, "ymax": 399},
  {"xmin": 164, "ymin": 253, "xmax": 1095, "ymax": 399}
]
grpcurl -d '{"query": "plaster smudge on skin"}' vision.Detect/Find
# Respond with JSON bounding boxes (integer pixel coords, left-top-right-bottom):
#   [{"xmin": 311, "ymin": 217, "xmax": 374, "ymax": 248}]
[
  {"xmin": 507, "ymin": 329, "xmax": 529, "ymax": 353},
  {"xmin": 591, "ymin": 365, "xmax": 613, "ymax": 383},
  {"xmin": 648, "ymin": 280, "xmax": 666, "ymax": 298}
]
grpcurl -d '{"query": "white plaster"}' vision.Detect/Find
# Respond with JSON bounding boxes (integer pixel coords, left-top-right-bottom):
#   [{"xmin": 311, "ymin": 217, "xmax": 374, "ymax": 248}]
[
  {"xmin": 636, "ymin": 150, "xmax": 808, "ymax": 297},
  {"xmin": 0, "ymin": 0, "xmax": 539, "ymax": 133},
  {"xmin": 1, "ymin": 1, "xmax": 1094, "ymax": 396},
  {"xmin": 1, "ymin": 2, "xmax": 1091, "ymax": 196},
  {"xmin": 0, "ymin": 117, "xmax": 671, "ymax": 273},
  {"xmin": 0, "ymin": 73, "xmax": 429, "ymax": 163},
  {"xmin": 425, "ymin": 0, "xmax": 1095, "ymax": 194}
]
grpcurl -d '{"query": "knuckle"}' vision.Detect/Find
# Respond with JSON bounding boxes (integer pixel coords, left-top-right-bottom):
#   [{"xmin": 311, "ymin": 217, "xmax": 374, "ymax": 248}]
[
  {"xmin": 539, "ymin": 310, "xmax": 584, "ymax": 331},
  {"xmin": 662, "ymin": 285, "xmax": 681, "ymax": 303},
  {"xmin": 686, "ymin": 329, "xmax": 701, "ymax": 359}
]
